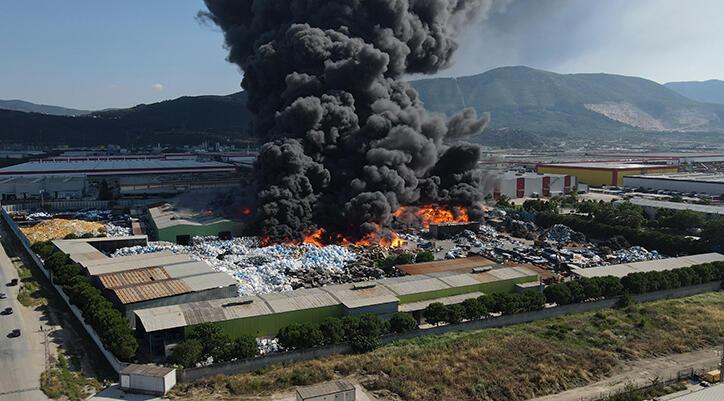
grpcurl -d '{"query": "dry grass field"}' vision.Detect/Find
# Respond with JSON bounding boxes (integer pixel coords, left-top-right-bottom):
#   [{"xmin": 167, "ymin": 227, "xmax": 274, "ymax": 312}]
[{"xmin": 171, "ymin": 292, "xmax": 724, "ymax": 401}]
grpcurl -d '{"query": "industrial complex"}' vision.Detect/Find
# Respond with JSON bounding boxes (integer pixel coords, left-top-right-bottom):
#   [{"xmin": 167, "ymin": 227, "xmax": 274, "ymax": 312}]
[
  {"xmin": 0, "ymin": 155, "xmax": 246, "ymax": 200},
  {"xmin": 146, "ymin": 203, "xmax": 244, "ymax": 243},
  {"xmin": 536, "ymin": 161, "xmax": 677, "ymax": 187},
  {"xmin": 623, "ymin": 172, "xmax": 724, "ymax": 195}
]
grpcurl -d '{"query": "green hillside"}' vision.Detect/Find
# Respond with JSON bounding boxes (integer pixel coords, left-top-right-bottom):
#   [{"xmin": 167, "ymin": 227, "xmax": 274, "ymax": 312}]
[{"xmin": 666, "ymin": 80, "xmax": 724, "ymax": 106}]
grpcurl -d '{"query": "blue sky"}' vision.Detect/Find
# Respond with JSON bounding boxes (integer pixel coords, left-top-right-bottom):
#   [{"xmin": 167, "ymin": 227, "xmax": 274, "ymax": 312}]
[
  {"xmin": 2, "ymin": 0, "xmax": 723, "ymax": 110},
  {"xmin": 0, "ymin": 0, "xmax": 241, "ymax": 110}
]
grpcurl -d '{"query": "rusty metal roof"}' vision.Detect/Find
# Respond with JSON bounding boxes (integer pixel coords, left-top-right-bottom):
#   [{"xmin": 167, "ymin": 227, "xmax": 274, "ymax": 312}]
[
  {"xmin": 97, "ymin": 267, "xmax": 170, "ymax": 289},
  {"xmin": 397, "ymin": 256, "xmax": 495, "ymax": 275},
  {"xmin": 111, "ymin": 279, "xmax": 191, "ymax": 304}
]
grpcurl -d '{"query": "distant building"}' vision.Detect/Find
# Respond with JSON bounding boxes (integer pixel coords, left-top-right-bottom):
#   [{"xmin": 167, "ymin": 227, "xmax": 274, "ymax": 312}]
[
  {"xmin": 0, "ymin": 155, "xmax": 243, "ymax": 199},
  {"xmin": 623, "ymin": 172, "xmax": 724, "ymax": 195},
  {"xmin": 494, "ymin": 171, "xmax": 577, "ymax": 199},
  {"xmin": 119, "ymin": 364, "xmax": 176, "ymax": 396},
  {"xmin": 146, "ymin": 203, "xmax": 244, "ymax": 243},
  {"xmin": 536, "ymin": 162, "xmax": 677, "ymax": 187}
]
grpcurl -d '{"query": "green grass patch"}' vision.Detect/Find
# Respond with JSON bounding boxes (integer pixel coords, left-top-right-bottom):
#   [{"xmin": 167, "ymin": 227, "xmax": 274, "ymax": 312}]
[
  {"xmin": 14, "ymin": 261, "xmax": 47, "ymax": 307},
  {"xmin": 40, "ymin": 353, "xmax": 102, "ymax": 401},
  {"xmin": 173, "ymin": 292, "xmax": 724, "ymax": 401}
]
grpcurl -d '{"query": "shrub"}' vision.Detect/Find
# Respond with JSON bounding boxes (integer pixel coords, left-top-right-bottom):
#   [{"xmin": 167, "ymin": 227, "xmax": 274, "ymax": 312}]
[
  {"xmin": 544, "ymin": 283, "xmax": 572, "ymax": 305},
  {"xmin": 230, "ymin": 335, "xmax": 258, "ymax": 360},
  {"xmin": 277, "ymin": 323, "xmax": 323, "ymax": 350},
  {"xmin": 319, "ymin": 317, "xmax": 345, "ymax": 345},
  {"xmin": 444, "ymin": 304, "xmax": 465, "ymax": 324},
  {"xmin": 461, "ymin": 298, "xmax": 486, "ymax": 320},
  {"xmin": 415, "ymin": 251, "xmax": 434, "ymax": 263},
  {"xmin": 170, "ymin": 339, "xmax": 204, "ymax": 368},
  {"xmin": 389, "ymin": 312, "xmax": 417, "ymax": 334},
  {"xmin": 395, "ymin": 253, "xmax": 415, "ymax": 265},
  {"xmin": 423, "ymin": 302, "xmax": 447, "ymax": 326},
  {"xmin": 617, "ymin": 292, "xmax": 635, "ymax": 308}
]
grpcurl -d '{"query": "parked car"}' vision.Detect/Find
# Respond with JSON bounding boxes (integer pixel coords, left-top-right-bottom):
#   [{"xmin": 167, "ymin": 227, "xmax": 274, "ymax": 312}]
[
  {"xmin": 1, "ymin": 307, "xmax": 12, "ymax": 315},
  {"xmin": 8, "ymin": 329, "xmax": 20, "ymax": 338},
  {"xmin": 0, "ymin": 292, "xmax": 6, "ymax": 299},
  {"xmin": 7, "ymin": 278, "xmax": 18, "ymax": 286}
]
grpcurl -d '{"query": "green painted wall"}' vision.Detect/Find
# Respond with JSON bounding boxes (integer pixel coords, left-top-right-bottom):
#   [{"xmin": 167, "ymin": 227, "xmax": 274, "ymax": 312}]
[
  {"xmin": 398, "ymin": 275, "xmax": 537, "ymax": 304},
  {"xmin": 157, "ymin": 221, "xmax": 243, "ymax": 243},
  {"xmin": 184, "ymin": 304, "xmax": 344, "ymax": 339}
]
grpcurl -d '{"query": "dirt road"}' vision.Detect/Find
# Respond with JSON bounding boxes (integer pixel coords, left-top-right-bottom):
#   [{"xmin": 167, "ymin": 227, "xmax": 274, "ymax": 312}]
[{"xmin": 527, "ymin": 347, "xmax": 721, "ymax": 401}]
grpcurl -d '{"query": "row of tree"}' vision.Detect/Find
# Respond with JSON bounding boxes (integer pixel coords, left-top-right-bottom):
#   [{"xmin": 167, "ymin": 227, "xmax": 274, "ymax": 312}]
[
  {"xmin": 31, "ymin": 241, "xmax": 138, "ymax": 361},
  {"xmin": 423, "ymin": 290, "xmax": 546, "ymax": 325},
  {"xmin": 544, "ymin": 262, "xmax": 724, "ymax": 305},
  {"xmin": 277, "ymin": 312, "xmax": 417, "ymax": 353},
  {"xmin": 170, "ymin": 323, "xmax": 257, "ymax": 368}
]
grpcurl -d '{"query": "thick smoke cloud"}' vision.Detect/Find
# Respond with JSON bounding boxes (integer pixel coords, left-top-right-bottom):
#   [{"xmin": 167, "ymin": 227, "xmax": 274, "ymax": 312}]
[{"xmin": 202, "ymin": 0, "xmax": 491, "ymax": 242}]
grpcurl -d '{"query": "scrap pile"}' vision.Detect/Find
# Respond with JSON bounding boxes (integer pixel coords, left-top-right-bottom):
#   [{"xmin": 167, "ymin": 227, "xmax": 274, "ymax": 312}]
[
  {"xmin": 112, "ymin": 237, "xmax": 374, "ymax": 295},
  {"xmin": 21, "ymin": 219, "xmax": 106, "ymax": 244},
  {"xmin": 611, "ymin": 246, "xmax": 661, "ymax": 263},
  {"xmin": 543, "ymin": 224, "xmax": 586, "ymax": 244}
]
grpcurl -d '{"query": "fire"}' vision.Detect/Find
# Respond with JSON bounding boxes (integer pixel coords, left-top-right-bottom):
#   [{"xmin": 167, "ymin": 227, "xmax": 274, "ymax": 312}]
[
  {"xmin": 393, "ymin": 204, "xmax": 469, "ymax": 228},
  {"xmin": 299, "ymin": 225, "xmax": 405, "ymax": 248},
  {"xmin": 302, "ymin": 228, "xmax": 325, "ymax": 247}
]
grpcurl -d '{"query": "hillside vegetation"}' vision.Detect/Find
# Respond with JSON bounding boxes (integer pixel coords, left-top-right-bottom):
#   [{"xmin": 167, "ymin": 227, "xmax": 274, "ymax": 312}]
[
  {"xmin": 172, "ymin": 291, "xmax": 724, "ymax": 401},
  {"xmin": 2, "ymin": 67, "xmax": 724, "ymax": 146},
  {"xmin": 666, "ymin": 80, "xmax": 724, "ymax": 106}
]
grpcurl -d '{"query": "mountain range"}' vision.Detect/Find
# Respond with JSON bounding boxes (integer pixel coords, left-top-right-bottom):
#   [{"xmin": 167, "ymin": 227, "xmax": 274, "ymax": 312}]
[
  {"xmin": 664, "ymin": 80, "xmax": 724, "ymax": 106},
  {"xmin": 2, "ymin": 66, "xmax": 724, "ymax": 146}
]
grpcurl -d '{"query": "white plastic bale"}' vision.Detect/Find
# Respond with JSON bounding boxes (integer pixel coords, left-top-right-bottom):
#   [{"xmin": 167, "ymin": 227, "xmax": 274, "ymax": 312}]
[{"xmin": 111, "ymin": 237, "xmax": 359, "ymax": 296}]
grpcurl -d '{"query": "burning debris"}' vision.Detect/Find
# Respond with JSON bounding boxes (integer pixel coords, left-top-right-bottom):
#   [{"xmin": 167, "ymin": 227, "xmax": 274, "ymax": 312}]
[{"xmin": 201, "ymin": 0, "xmax": 492, "ymax": 244}]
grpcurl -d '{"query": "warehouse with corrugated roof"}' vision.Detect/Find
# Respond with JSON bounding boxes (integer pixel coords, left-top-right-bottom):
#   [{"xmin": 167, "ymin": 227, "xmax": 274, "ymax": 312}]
[
  {"xmin": 52, "ymin": 236, "xmax": 239, "ymax": 326},
  {"xmin": 134, "ymin": 264, "xmax": 539, "ymax": 356},
  {"xmin": 572, "ymin": 253, "xmax": 724, "ymax": 279}
]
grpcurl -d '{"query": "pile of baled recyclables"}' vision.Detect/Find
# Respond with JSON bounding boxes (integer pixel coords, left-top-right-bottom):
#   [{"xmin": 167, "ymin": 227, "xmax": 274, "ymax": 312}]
[
  {"xmin": 14, "ymin": 209, "xmax": 131, "ymax": 243},
  {"xmin": 112, "ymin": 237, "xmax": 404, "ymax": 295}
]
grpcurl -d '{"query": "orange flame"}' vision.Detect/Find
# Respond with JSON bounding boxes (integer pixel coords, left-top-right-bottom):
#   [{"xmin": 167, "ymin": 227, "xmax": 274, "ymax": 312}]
[
  {"xmin": 302, "ymin": 228, "xmax": 325, "ymax": 247},
  {"xmin": 393, "ymin": 204, "xmax": 469, "ymax": 228}
]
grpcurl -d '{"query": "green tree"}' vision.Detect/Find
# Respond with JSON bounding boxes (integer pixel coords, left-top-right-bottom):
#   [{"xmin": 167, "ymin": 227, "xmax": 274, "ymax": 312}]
[
  {"xmin": 229, "ymin": 335, "xmax": 258, "ymax": 360},
  {"xmin": 544, "ymin": 283, "xmax": 572, "ymax": 305},
  {"xmin": 461, "ymin": 298, "xmax": 486, "ymax": 320},
  {"xmin": 519, "ymin": 291, "xmax": 545, "ymax": 312},
  {"xmin": 701, "ymin": 218, "xmax": 724, "ymax": 250},
  {"xmin": 277, "ymin": 323, "xmax": 323, "ymax": 350},
  {"xmin": 496, "ymin": 195, "xmax": 513, "ymax": 209},
  {"xmin": 395, "ymin": 253, "xmax": 414, "ymax": 265},
  {"xmin": 319, "ymin": 317, "xmax": 345, "ymax": 345},
  {"xmin": 657, "ymin": 210, "xmax": 705, "ymax": 232},
  {"xmin": 188, "ymin": 323, "xmax": 229, "ymax": 359},
  {"xmin": 444, "ymin": 304, "xmax": 465, "ymax": 324},
  {"xmin": 170, "ymin": 339, "xmax": 204, "ymax": 368},
  {"xmin": 565, "ymin": 280, "xmax": 586, "ymax": 303},
  {"xmin": 389, "ymin": 312, "xmax": 417, "ymax": 334},
  {"xmin": 621, "ymin": 273, "xmax": 648, "ymax": 294},
  {"xmin": 423, "ymin": 302, "xmax": 447, "ymax": 326},
  {"xmin": 579, "ymin": 277, "xmax": 602, "ymax": 300},
  {"xmin": 597, "ymin": 276, "xmax": 624, "ymax": 298},
  {"xmin": 350, "ymin": 334, "xmax": 379, "ymax": 353},
  {"xmin": 415, "ymin": 251, "xmax": 434, "ymax": 263}
]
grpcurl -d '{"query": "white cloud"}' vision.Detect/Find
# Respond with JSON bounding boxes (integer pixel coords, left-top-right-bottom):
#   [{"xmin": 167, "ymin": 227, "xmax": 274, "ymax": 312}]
[{"xmin": 151, "ymin": 83, "xmax": 164, "ymax": 92}]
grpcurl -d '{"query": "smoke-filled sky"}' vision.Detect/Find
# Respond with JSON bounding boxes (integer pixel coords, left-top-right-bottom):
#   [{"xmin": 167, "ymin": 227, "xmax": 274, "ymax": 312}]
[{"xmin": 1, "ymin": 0, "xmax": 723, "ymax": 110}]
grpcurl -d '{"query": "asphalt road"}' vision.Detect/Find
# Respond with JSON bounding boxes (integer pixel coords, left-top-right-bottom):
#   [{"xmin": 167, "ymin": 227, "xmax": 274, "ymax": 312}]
[{"xmin": 0, "ymin": 242, "xmax": 47, "ymax": 401}]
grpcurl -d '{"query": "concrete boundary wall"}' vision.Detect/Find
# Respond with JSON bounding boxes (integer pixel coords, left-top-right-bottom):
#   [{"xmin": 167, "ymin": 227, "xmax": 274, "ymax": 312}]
[
  {"xmin": 178, "ymin": 281, "xmax": 721, "ymax": 382},
  {"xmin": 0, "ymin": 208, "xmax": 126, "ymax": 373}
]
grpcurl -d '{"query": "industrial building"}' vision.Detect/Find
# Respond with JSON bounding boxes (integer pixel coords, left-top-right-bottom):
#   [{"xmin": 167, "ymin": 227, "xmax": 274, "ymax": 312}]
[
  {"xmin": 0, "ymin": 155, "xmax": 243, "ymax": 199},
  {"xmin": 656, "ymin": 384, "xmax": 724, "ymax": 401},
  {"xmin": 536, "ymin": 162, "xmax": 677, "ymax": 187},
  {"xmin": 119, "ymin": 364, "xmax": 176, "ymax": 396},
  {"xmin": 572, "ymin": 253, "xmax": 724, "ymax": 279},
  {"xmin": 623, "ymin": 172, "xmax": 724, "ymax": 195},
  {"xmin": 134, "ymin": 264, "xmax": 539, "ymax": 357},
  {"xmin": 397, "ymin": 256, "xmax": 496, "ymax": 275},
  {"xmin": 627, "ymin": 198, "xmax": 724, "ymax": 220},
  {"xmin": 52, "ymin": 236, "xmax": 239, "ymax": 326},
  {"xmin": 495, "ymin": 171, "xmax": 577, "ymax": 199},
  {"xmin": 146, "ymin": 203, "xmax": 244, "ymax": 243},
  {"xmin": 296, "ymin": 380, "xmax": 356, "ymax": 401}
]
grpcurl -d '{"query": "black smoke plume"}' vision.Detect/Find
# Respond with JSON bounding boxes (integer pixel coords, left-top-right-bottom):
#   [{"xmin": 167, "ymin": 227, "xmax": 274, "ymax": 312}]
[{"xmin": 201, "ymin": 0, "xmax": 492, "ymax": 242}]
